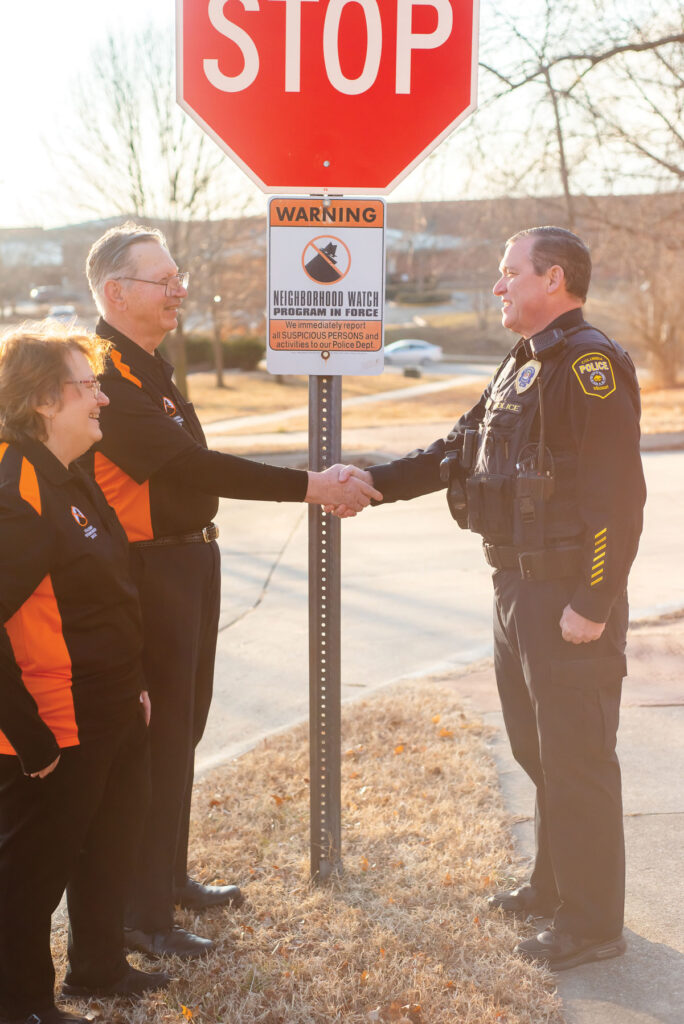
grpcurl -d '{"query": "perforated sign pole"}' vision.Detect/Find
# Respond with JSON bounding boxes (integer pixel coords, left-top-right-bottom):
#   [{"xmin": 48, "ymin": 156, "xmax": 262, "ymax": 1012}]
[{"xmin": 308, "ymin": 374, "xmax": 342, "ymax": 882}]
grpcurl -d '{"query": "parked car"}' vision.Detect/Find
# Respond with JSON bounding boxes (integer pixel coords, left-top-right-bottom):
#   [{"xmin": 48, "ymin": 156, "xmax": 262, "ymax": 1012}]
[
  {"xmin": 46, "ymin": 304, "xmax": 77, "ymax": 324},
  {"xmin": 384, "ymin": 339, "xmax": 443, "ymax": 366}
]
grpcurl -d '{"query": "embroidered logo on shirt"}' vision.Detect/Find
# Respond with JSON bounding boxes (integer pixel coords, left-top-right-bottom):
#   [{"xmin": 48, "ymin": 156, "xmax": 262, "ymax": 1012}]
[
  {"xmin": 71, "ymin": 505, "xmax": 98, "ymax": 540},
  {"xmin": 515, "ymin": 359, "xmax": 541, "ymax": 394},
  {"xmin": 163, "ymin": 395, "xmax": 184, "ymax": 426},
  {"xmin": 572, "ymin": 352, "xmax": 616, "ymax": 399}
]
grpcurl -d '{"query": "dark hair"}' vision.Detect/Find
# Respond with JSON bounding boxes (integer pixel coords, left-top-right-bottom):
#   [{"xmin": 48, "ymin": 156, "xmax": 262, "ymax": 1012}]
[
  {"xmin": 0, "ymin": 322, "xmax": 110, "ymax": 443},
  {"xmin": 507, "ymin": 226, "xmax": 592, "ymax": 302}
]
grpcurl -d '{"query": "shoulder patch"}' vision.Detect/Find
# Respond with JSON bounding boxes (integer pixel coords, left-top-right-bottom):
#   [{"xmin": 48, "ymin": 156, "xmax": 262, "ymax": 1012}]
[{"xmin": 572, "ymin": 351, "xmax": 616, "ymax": 399}]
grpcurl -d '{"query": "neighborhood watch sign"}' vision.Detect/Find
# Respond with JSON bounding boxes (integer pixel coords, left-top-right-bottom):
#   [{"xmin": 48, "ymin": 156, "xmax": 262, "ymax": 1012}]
[{"xmin": 266, "ymin": 197, "xmax": 386, "ymax": 376}]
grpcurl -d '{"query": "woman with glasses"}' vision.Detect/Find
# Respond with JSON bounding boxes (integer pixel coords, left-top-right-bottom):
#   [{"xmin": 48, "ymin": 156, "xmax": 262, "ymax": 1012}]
[{"xmin": 0, "ymin": 323, "xmax": 169, "ymax": 1024}]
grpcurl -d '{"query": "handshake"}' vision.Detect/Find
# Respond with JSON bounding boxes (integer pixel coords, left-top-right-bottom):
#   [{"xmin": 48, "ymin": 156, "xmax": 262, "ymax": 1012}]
[{"xmin": 305, "ymin": 464, "xmax": 380, "ymax": 517}]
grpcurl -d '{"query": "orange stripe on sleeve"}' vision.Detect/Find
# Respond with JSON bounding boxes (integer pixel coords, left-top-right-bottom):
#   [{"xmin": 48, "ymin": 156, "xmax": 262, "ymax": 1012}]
[
  {"xmin": 0, "ymin": 442, "xmax": 8, "ymax": 464},
  {"xmin": 19, "ymin": 457, "xmax": 42, "ymax": 515},
  {"xmin": 93, "ymin": 452, "xmax": 153, "ymax": 541},
  {"xmin": 0, "ymin": 574, "xmax": 78, "ymax": 754},
  {"xmin": 110, "ymin": 349, "xmax": 143, "ymax": 387}
]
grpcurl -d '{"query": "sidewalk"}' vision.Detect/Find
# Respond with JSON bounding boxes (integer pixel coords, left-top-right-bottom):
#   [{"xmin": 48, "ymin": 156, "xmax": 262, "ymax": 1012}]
[
  {"xmin": 449, "ymin": 614, "xmax": 684, "ymax": 1024},
  {"xmin": 205, "ymin": 424, "xmax": 684, "ymax": 1023}
]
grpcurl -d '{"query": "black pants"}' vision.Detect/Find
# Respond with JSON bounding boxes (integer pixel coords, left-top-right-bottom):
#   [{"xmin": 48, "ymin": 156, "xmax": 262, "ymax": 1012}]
[
  {"xmin": 127, "ymin": 540, "xmax": 220, "ymax": 931},
  {"xmin": 492, "ymin": 570, "xmax": 627, "ymax": 940},
  {"xmin": 0, "ymin": 710, "xmax": 148, "ymax": 1019}
]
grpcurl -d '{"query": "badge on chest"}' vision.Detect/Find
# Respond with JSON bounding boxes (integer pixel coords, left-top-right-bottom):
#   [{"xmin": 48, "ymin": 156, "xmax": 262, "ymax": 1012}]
[{"xmin": 514, "ymin": 359, "xmax": 542, "ymax": 394}]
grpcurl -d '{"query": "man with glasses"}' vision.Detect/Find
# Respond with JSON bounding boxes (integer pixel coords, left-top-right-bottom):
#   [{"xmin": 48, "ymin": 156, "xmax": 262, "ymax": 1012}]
[{"xmin": 84, "ymin": 222, "xmax": 380, "ymax": 959}]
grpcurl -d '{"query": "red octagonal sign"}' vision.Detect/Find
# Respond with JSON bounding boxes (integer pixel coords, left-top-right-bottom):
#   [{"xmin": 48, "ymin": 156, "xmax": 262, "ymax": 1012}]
[{"xmin": 177, "ymin": 0, "xmax": 479, "ymax": 194}]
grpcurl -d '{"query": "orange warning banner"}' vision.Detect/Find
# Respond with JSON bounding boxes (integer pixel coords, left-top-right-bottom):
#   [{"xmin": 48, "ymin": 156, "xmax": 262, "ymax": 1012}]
[
  {"xmin": 269, "ymin": 199, "xmax": 384, "ymax": 228},
  {"xmin": 269, "ymin": 320, "xmax": 382, "ymax": 351}
]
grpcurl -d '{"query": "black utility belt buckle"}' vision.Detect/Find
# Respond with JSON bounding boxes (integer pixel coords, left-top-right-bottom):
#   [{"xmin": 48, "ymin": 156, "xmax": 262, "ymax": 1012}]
[{"xmin": 202, "ymin": 523, "xmax": 219, "ymax": 543}]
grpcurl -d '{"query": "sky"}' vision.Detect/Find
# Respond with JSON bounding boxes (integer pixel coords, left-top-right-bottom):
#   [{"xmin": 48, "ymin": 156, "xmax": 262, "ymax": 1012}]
[
  {"xmin": 0, "ymin": 1, "xmax": 674, "ymax": 230},
  {"xmin": 0, "ymin": 0, "xmax": 176, "ymax": 227},
  {"xmin": 0, "ymin": 0, "xmax": 479, "ymax": 229}
]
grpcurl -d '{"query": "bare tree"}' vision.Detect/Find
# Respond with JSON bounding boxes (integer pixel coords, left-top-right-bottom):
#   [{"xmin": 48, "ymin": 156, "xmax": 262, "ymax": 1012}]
[
  {"xmin": 434, "ymin": 0, "xmax": 684, "ymax": 220},
  {"xmin": 61, "ymin": 23, "xmax": 262, "ymax": 395}
]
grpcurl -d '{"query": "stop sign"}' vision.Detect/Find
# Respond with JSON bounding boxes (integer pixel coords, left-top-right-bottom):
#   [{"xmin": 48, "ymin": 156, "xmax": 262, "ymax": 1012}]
[{"xmin": 177, "ymin": 0, "xmax": 479, "ymax": 194}]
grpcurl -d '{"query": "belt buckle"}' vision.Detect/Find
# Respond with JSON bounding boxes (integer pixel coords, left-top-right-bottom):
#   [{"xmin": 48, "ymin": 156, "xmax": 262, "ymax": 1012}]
[{"xmin": 202, "ymin": 523, "xmax": 218, "ymax": 543}]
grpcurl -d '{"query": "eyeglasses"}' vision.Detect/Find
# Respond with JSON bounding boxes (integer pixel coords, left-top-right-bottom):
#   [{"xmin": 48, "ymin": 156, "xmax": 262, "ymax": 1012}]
[
  {"xmin": 115, "ymin": 273, "xmax": 189, "ymax": 296},
  {"xmin": 65, "ymin": 378, "xmax": 102, "ymax": 395}
]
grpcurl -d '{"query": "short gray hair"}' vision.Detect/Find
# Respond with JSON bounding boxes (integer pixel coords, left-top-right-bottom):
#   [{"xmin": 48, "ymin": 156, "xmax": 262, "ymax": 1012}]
[{"xmin": 86, "ymin": 221, "xmax": 168, "ymax": 314}]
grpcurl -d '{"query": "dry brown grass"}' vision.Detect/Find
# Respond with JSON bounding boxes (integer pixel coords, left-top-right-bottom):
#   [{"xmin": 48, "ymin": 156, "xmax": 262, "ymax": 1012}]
[
  {"xmin": 639, "ymin": 385, "xmax": 684, "ymax": 434},
  {"xmin": 55, "ymin": 681, "xmax": 563, "ymax": 1024},
  {"xmin": 186, "ymin": 372, "xmax": 439, "ymax": 424},
  {"xmin": 187, "ymin": 370, "xmax": 684, "ymax": 437}
]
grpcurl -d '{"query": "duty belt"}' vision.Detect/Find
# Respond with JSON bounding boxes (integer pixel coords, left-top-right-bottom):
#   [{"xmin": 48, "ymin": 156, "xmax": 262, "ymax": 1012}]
[
  {"xmin": 132, "ymin": 522, "xmax": 219, "ymax": 548},
  {"xmin": 483, "ymin": 542, "xmax": 582, "ymax": 581}
]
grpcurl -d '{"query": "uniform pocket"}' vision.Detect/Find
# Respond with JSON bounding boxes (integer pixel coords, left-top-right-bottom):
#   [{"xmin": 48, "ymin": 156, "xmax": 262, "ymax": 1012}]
[
  {"xmin": 546, "ymin": 655, "xmax": 625, "ymax": 761},
  {"xmin": 550, "ymin": 654, "xmax": 626, "ymax": 690}
]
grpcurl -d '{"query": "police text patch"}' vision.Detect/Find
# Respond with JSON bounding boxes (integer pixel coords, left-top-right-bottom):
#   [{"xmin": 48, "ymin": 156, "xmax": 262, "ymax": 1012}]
[{"xmin": 572, "ymin": 352, "xmax": 616, "ymax": 399}]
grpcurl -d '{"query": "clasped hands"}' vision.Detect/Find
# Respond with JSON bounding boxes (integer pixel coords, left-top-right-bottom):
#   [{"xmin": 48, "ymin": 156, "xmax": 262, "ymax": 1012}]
[{"xmin": 306, "ymin": 464, "xmax": 379, "ymax": 516}]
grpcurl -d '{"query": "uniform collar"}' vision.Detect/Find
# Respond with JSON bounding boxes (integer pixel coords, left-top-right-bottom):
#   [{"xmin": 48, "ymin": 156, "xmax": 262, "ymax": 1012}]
[
  {"xmin": 14, "ymin": 435, "xmax": 74, "ymax": 485},
  {"xmin": 515, "ymin": 307, "xmax": 588, "ymax": 362},
  {"xmin": 97, "ymin": 318, "xmax": 175, "ymax": 382}
]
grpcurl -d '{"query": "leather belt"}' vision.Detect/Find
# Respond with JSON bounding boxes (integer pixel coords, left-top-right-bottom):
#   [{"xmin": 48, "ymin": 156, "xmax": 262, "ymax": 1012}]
[
  {"xmin": 132, "ymin": 523, "xmax": 219, "ymax": 549},
  {"xmin": 483, "ymin": 542, "xmax": 582, "ymax": 581}
]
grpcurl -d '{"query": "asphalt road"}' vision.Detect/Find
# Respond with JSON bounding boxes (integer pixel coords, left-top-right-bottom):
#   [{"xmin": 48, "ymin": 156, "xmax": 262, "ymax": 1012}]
[{"xmin": 197, "ymin": 449, "xmax": 684, "ymax": 772}]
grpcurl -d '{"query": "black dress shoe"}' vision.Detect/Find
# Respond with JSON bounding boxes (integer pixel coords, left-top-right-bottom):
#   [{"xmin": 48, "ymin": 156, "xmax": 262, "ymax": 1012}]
[
  {"xmin": 486, "ymin": 883, "xmax": 557, "ymax": 918},
  {"xmin": 514, "ymin": 925, "xmax": 626, "ymax": 971},
  {"xmin": 7, "ymin": 1009, "xmax": 88, "ymax": 1024},
  {"xmin": 62, "ymin": 962, "xmax": 171, "ymax": 1000},
  {"xmin": 174, "ymin": 877, "xmax": 244, "ymax": 910},
  {"xmin": 124, "ymin": 924, "xmax": 214, "ymax": 959}
]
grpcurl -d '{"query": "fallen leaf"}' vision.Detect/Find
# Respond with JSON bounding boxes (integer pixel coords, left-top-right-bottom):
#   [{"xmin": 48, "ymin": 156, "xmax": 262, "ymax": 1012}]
[
  {"xmin": 432, "ymin": 714, "xmax": 441, "ymax": 724},
  {"xmin": 181, "ymin": 1008, "xmax": 193, "ymax": 1020},
  {"xmin": 394, "ymin": 744, "xmax": 405, "ymax": 755},
  {"xmin": 439, "ymin": 727, "xmax": 454, "ymax": 738},
  {"xmin": 360, "ymin": 855, "xmax": 370, "ymax": 871}
]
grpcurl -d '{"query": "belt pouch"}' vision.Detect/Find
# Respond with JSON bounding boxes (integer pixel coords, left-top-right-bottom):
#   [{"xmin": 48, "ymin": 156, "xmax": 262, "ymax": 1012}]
[{"xmin": 466, "ymin": 473, "xmax": 511, "ymax": 542}]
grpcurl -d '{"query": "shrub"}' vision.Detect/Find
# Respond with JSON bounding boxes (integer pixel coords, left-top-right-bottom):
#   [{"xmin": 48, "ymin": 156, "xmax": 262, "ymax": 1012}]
[
  {"xmin": 224, "ymin": 335, "xmax": 265, "ymax": 370},
  {"xmin": 178, "ymin": 333, "xmax": 265, "ymax": 371}
]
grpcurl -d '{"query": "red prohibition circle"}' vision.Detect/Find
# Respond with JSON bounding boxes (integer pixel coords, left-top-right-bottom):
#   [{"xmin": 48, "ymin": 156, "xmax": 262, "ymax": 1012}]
[{"xmin": 301, "ymin": 234, "xmax": 351, "ymax": 285}]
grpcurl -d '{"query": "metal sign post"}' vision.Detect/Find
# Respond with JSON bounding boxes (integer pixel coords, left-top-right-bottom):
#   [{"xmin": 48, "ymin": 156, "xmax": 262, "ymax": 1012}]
[
  {"xmin": 265, "ymin": 195, "xmax": 385, "ymax": 881},
  {"xmin": 308, "ymin": 375, "xmax": 342, "ymax": 881}
]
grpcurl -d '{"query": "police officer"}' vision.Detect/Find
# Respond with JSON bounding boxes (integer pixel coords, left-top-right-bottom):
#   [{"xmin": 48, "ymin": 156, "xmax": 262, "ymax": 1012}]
[
  {"xmin": 83, "ymin": 223, "xmax": 381, "ymax": 960},
  {"xmin": 336, "ymin": 226, "xmax": 646, "ymax": 970}
]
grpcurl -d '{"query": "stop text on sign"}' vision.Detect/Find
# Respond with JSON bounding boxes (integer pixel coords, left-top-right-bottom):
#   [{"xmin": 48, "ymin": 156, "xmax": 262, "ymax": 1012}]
[
  {"xmin": 205, "ymin": 0, "xmax": 454, "ymax": 96},
  {"xmin": 177, "ymin": 0, "xmax": 479, "ymax": 192}
]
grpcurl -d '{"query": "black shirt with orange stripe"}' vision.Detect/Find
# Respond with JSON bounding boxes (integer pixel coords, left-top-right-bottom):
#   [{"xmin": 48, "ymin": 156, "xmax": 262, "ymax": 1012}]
[
  {"xmin": 0, "ymin": 438, "xmax": 144, "ymax": 774},
  {"xmin": 87, "ymin": 320, "xmax": 308, "ymax": 542}
]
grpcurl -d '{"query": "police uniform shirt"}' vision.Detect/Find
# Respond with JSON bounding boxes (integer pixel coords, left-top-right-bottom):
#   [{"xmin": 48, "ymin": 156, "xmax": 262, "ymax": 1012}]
[
  {"xmin": 0, "ymin": 437, "xmax": 144, "ymax": 775},
  {"xmin": 369, "ymin": 309, "xmax": 646, "ymax": 624},
  {"xmin": 89, "ymin": 321, "xmax": 308, "ymax": 542}
]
